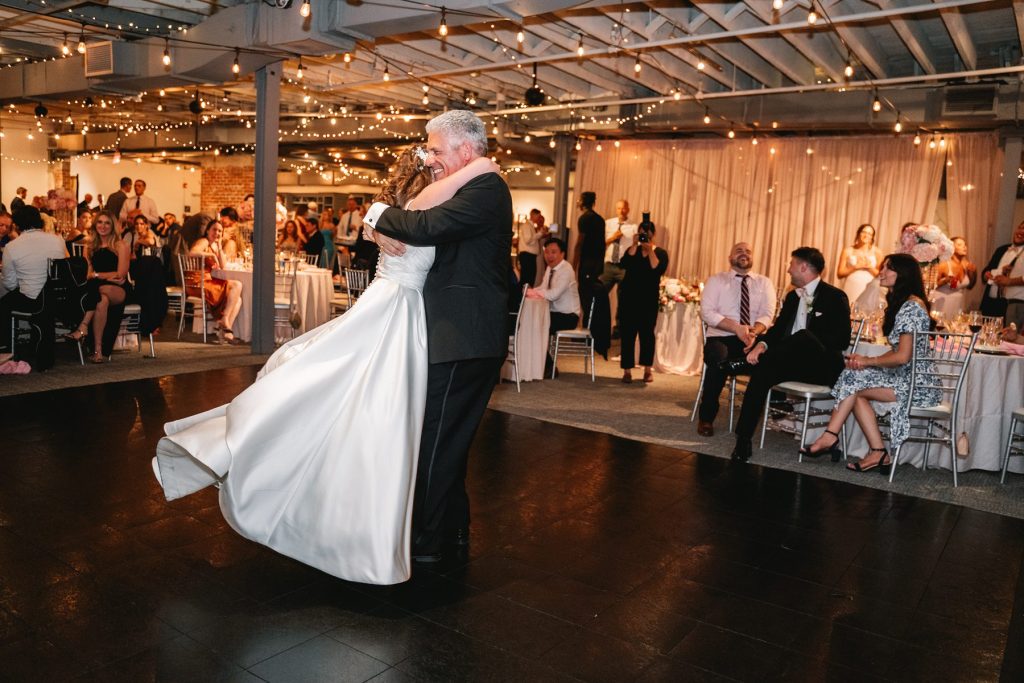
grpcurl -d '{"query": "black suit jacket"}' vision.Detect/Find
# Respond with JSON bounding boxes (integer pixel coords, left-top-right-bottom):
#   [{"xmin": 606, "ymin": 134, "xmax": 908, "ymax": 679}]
[
  {"xmin": 373, "ymin": 172, "xmax": 513, "ymax": 364},
  {"xmin": 980, "ymin": 244, "xmax": 1011, "ymax": 313},
  {"xmin": 759, "ymin": 280, "xmax": 851, "ymax": 378}
]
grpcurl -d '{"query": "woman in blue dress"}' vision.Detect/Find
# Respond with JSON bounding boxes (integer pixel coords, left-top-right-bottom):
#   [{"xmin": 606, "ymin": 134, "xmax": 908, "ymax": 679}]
[{"xmin": 800, "ymin": 253, "xmax": 941, "ymax": 473}]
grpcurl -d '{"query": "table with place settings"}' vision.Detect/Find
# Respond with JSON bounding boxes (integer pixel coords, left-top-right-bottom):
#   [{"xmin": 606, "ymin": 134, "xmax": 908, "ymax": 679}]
[{"xmin": 194, "ymin": 263, "xmax": 333, "ymax": 342}]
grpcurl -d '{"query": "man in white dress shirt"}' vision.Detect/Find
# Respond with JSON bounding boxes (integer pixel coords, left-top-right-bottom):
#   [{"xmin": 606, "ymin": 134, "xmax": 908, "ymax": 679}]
[
  {"xmin": 697, "ymin": 242, "xmax": 776, "ymax": 436},
  {"xmin": 981, "ymin": 221, "xmax": 1024, "ymax": 328},
  {"xmin": 527, "ymin": 237, "xmax": 582, "ymax": 377},
  {"xmin": 336, "ymin": 196, "xmax": 363, "ymax": 250},
  {"xmin": 0, "ymin": 206, "xmax": 68, "ymax": 367},
  {"xmin": 600, "ymin": 199, "xmax": 637, "ymax": 309},
  {"xmin": 119, "ymin": 179, "xmax": 160, "ymax": 229}
]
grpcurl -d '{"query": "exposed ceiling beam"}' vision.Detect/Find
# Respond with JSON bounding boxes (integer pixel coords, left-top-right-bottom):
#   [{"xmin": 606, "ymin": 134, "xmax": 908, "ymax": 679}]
[
  {"xmin": 936, "ymin": 1, "xmax": 977, "ymax": 69},
  {"xmin": 820, "ymin": 0, "xmax": 891, "ymax": 79},
  {"xmin": 880, "ymin": 0, "xmax": 938, "ymax": 74},
  {"xmin": 743, "ymin": 0, "xmax": 848, "ymax": 83},
  {"xmin": 1015, "ymin": 1, "xmax": 1024, "ymax": 56}
]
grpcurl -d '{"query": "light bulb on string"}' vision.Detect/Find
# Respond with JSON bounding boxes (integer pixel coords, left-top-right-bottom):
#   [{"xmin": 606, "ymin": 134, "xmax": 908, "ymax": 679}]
[
  {"xmin": 872, "ymin": 94, "xmax": 881, "ymax": 112},
  {"xmin": 928, "ymin": 137, "xmax": 937, "ymax": 149},
  {"xmin": 807, "ymin": 8, "xmax": 817, "ymax": 24},
  {"xmin": 634, "ymin": 55, "xmax": 642, "ymax": 73},
  {"xmin": 300, "ymin": 0, "xmax": 311, "ymax": 18},
  {"xmin": 844, "ymin": 62, "xmax": 853, "ymax": 78},
  {"xmin": 438, "ymin": 7, "xmax": 448, "ymax": 37},
  {"xmin": 913, "ymin": 133, "xmax": 922, "ymax": 145},
  {"xmin": 673, "ymin": 89, "xmax": 681, "ymax": 100},
  {"xmin": 77, "ymin": 29, "xmax": 86, "ymax": 54},
  {"xmin": 62, "ymin": 34, "xmax": 70, "ymax": 56},
  {"xmin": 516, "ymin": 26, "xmax": 524, "ymax": 44},
  {"xmin": 703, "ymin": 108, "xmax": 711, "ymax": 125},
  {"xmin": 772, "ymin": 0, "xmax": 783, "ymax": 10},
  {"xmin": 893, "ymin": 115, "xmax": 902, "ymax": 134},
  {"xmin": 343, "ymin": 52, "xmax": 352, "ymax": 63},
  {"xmin": 296, "ymin": 59, "xmax": 303, "ymax": 79},
  {"xmin": 939, "ymin": 136, "xmax": 946, "ymax": 148},
  {"xmin": 751, "ymin": 135, "xmax": 759, "ymax": 146},
  {"xmin": 422, "ymin": 94, "xmax": 429, "ymax": 105},
  {"xmin": 596, "ymin": 143, "xmax": 602, "ymax": 152},
  {"xmin": 162, "ymin": 40, "xmax": 171, "ymax": 66},
  {"xmin": 575, "ymin": 140, "xmax": 582, "ymax": 151},
  {"xmin": 727, "ymin": 129, "xmax": 735, "ymax": 139},
  {"xmin": 697, "ymin": 58, "xmax": 705, "ymax": 71},
  {"xmin": 383, "ymin": 64, "xmax": 389, "ymax": 81},
  {"xmin": 576, "ymin": 34, "xmax": 584, "ymax": 57},
  {"xmin": 549, "ymin": 139, "xmax": 556, "ymax": 149},
  {"xmin": 232, "ymin": 49, "xmax": 240, "ymax": 75}
]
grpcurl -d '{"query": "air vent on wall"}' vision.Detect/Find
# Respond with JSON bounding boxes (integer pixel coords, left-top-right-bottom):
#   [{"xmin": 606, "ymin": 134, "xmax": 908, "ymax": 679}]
[
  {"xmin": 941, "ymin": 85, "xmax": 997, "ymax": 117},
  {"xmin": 84, "ymin": 41, "xmax": 114, "ymax": 77}
]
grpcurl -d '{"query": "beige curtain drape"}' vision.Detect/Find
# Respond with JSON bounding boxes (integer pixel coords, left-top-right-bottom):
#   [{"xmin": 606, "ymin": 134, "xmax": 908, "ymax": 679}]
[
  {"xmin": 574, "ymin": 135, "xmax": 949, "ymax": 291},
  {"xmin": 945, "ymin": 132, "xmax": 1003, "ymax": 310}
]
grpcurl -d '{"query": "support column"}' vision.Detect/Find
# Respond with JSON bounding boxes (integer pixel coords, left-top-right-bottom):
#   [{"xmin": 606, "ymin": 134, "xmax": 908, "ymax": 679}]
[
  {"xmin": 251, "ymin": 61, "xmax": 282, "ymax": 355},
  {"xmin": 995, "ymin": 136, "xmax": 1022, "ymax": 245},
  {"xmin": 551, "ymin": 133, "xmax": 573, "ymax": 240}
]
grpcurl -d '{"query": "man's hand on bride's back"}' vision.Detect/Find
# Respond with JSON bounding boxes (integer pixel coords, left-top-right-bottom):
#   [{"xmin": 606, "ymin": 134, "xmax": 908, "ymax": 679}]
[{"xmin": 374, "ymin": 230, "xmax": 407, "ymax": 257}]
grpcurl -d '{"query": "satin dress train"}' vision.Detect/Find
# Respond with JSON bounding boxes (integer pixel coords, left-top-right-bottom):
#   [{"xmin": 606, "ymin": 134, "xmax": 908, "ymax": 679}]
[{"xmin": 153, "ymin": 246, "xmax": 434, "ymax": 584}]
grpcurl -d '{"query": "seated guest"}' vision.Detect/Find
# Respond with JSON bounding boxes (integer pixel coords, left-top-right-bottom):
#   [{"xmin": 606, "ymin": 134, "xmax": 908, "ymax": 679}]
[
  {"xmin": 0, "ymin": 210, "xmax": 20, "ymax": 256},
  {"xmin": 527, "ymin": 238, "xmax": 582, "ymax": 376},
  {"xmin": 301, "ymin": 216, "xmax": 325, "ymax": 265},
  {"xmin": 132, "ymin": 215, "xmax": 162, "ymax": 261},
  {"xmin": 618, "ymin": 218, "xmax": 669, "ymax": 384},
  {"xmin": 278, "ymin": 220, "xmax": 301, "ymax": 251},
  {"xmin": 65, "ymin": 211, "xmax": 92, "ymax": 254},
  {"xmin": 189, "ymin": 221, "xmax": 244, "ymax": 344},
  {"xmin": 697, "ymin": 242, "xmax": 776, "ymax": 435},
  {"xmin": 66, "ymin": 210, "xmax": 131, "ymax": 363},
  {"xmin": 732, "ymin": 247, "xmax": 852, "ymax": 462},
  {"xmin": 218, "ymin": 207, "xmax": 244, "ymax": 261},
  {"xmin": 0, "ymin": 207, "xmax": 68, "ymax": 367},
  {"xmin": 802, "ymin": 254, "xmax": 940, "ymax": 472}
]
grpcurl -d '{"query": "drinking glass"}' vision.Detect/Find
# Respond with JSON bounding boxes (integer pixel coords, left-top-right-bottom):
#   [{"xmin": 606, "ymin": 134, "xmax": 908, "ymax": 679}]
[{"xmin": 967, "ymin": 310, "xmax": 983, "ymax": 335}]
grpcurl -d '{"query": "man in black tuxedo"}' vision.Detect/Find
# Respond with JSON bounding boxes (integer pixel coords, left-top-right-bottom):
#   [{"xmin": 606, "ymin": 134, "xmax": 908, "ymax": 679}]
[
  {"xmin": 731, "ymin": 247, "xmax": 851, "ymax": 462},
  {"xmin": 362, "ymin": 110, "xmax": 512, "ymax": 562},
  {"xmin": 980, "ymin": 221, "xmax": 1024, "ymax": 319}
]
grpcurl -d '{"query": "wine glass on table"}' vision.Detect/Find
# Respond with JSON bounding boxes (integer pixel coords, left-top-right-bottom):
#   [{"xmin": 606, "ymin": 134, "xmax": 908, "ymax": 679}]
[{"xmin": 967, "ymin": 311, "xmax": 983, "ymax": 337}]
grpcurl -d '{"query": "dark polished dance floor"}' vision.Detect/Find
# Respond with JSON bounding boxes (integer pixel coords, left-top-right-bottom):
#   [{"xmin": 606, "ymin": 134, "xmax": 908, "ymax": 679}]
[{"xmin": 2, "ymin": 367, "xmax": 1023, "ymax": 681}]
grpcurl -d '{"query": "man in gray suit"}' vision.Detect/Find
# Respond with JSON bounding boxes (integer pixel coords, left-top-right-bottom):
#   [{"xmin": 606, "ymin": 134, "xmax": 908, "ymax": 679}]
[{"xmin": 363, "ymin": 110, "xmax": 512, "ymax": 563}]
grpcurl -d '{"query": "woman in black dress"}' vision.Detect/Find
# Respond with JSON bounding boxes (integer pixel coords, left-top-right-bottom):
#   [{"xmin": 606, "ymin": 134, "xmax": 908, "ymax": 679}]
[
  {"xmin": 618, "ymin": 217, "xmax": 668, "ymax": 383},
  {"xmin": 66, "ymin": 210, "xmax": 131, "ymax": 363}
]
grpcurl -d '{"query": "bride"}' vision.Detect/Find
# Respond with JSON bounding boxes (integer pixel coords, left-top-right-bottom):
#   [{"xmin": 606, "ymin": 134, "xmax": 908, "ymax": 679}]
[{"xmin": 152, "ymin": 148, "xmax": 499, "ymax": 585}]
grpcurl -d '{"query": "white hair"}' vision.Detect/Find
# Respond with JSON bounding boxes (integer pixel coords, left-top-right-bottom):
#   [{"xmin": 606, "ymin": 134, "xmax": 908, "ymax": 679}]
[{"xmin": 425, "ymin": 110, "xmax": 487, "ymax": 157}]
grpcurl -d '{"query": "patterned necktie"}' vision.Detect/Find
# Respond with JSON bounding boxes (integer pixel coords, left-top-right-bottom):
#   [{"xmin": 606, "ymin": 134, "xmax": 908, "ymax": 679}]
[{"xmin": 738, "ymin": 274, "xmax": 750, "ymax": 326}]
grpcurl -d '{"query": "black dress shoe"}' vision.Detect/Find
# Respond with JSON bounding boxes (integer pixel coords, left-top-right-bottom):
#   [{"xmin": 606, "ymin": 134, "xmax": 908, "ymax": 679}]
[
  {"xmin": 731, "ymin": 439, "xmax": 752, "ymax": 462},
  {"xmin": 718, "ymin": 359, "xmax": 753, "ymax": 375}
]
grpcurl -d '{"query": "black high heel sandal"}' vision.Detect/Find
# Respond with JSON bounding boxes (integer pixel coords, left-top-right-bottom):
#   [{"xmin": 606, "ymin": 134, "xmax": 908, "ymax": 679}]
[
  {"xmin": 798, "ymin": 429, "xmax": 842, "ymax": 461},
  {"xmin": 847, "ymin": 447, "xmax": 891, "ymax": 474}
]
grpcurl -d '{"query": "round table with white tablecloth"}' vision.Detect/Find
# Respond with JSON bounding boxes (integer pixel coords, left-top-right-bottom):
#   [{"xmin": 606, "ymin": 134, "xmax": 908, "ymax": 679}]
[
  {"xmin": 811, "ymin": 341, "xmax": 1024, "ymax": 473},
  {"xmin": 502, "ymin": 297, "xmax": 551, "ymax": 383},
  {"xmin": 201, "ymin": 264, "xmax": 333, "ymax": 342},
  {"xmin": 653, "ymin": 303, "xmax": 703, "ymax": 376}
]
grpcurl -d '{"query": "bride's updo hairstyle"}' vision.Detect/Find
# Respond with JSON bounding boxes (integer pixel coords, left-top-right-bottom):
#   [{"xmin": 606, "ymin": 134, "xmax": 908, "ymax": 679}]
[{"xmin": 374, "ymin": 147, "xmax": 432, "ymax": 209}]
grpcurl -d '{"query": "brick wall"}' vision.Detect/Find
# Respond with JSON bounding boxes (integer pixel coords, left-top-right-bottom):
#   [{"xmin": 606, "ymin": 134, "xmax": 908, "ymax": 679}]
[{"xmin": 200, "ymin": 163, "xmax": 254, "ymax": 215}]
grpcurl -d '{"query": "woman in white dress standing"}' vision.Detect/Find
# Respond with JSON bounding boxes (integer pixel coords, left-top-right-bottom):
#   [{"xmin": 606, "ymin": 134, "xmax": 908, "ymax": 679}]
[
  {"xmin": 152, "ymin": 149, "xmax": 499, "ymax": 585},
  {"xmin": 838, "ymin": 223, "xmax": 884, "ymax": 308},
  {"xmin": 930, "ymin": 236, "xmax": 977, "ymax": 319}
]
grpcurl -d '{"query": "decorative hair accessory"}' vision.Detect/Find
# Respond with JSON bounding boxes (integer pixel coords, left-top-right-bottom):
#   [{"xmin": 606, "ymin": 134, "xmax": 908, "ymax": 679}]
[{"xmin": 413, "ymin": 146, "xmax": 429, "ymax": 168}]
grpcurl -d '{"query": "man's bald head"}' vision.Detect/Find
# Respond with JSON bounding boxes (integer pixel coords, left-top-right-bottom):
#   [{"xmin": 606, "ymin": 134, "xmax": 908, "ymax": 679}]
[{"xmin": 729, "ymin": 242, "xmax": 753, "ymax": 273}]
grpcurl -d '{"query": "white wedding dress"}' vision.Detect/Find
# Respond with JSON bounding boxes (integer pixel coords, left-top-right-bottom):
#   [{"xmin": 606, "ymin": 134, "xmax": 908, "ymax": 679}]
[{"xmin": 152, "ymin": 245, "xmax": 434, "ymax": 585}]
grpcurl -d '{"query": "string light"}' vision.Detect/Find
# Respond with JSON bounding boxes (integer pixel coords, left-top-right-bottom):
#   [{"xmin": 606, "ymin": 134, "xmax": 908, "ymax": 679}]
[
  {"xmin": 232, "ymin": 49, "xmax": 240, "ymax": 75},
  {"xmin": 343, "ymin": 52, "xmax": 352, "ymax": 63},
  {"xmin": 575, "ymin": 139, "xmax": 582, "ymax": 151},
  {"xmin": 807, "ymin": 2, "xmax": 818, "ymax": 24},
  {"xmin": 422, "ymin": 94, "xmax": 429, "ymax": 105},
  {"xmin": 844, "ymin": 62, "xmax": 854, "ymax": 78},
  {"xmin": 576, "ymin": 34, "xmax": 584, "ymax": 57},
  {"xmin": 928, "ymin": 137, "xmax": 937, "ymax": 149},
  {"xmin": 634, "ymin": 55, "xmax": 642, "ymax": 73},
  {"xmin": 438, "ymin": 7, "xmax": 448, "ymax": 37},
  {"xmin": 300, "ymin": 0, "xmax": 311, "ymax": 18},
  {"xmin": 296, "ymin": 59, "xmax": 303, "ymax": 79},
  {"xmin": 751, "ymin": 135, "xmax": 759, "ymax": 146},
  {"xmin": 673, "ymin": 90, "xmax": 681, "ymax": 100},
  {"xmin": 383, "ymin": 64, "xmax": 389, "ymax": 81},
  {"xmin": 77, "ymin": 28, "xmax": 86, "ymax": 54},
  {"xmin": 872, "ymin": 94, "xmax": 881, "ymax": 112},
  {"xmin": 61, "ymin": 34, "xmax": 70, "ymax": 56},
  {"xmin": 939, "ymin": 136, "xmax": 946, "ymax": 148},
  {"xmin": 697, "ymin": 58, "xmax": 705, "ymax": 71},
  {"xmin": 893, "ymin": 113, "xmax": 902, "ymax": 134},
  {"xmin": 727, "ymin": 129, "xmax": 735, "ymax": 139},
  {"xmin": 595, "ymin": 143, "xmax": 602, "ymax": 151},
  {"xmin": 516, "ymin": 26, "xmax": 524, "ymax": 44},
  {"xmin": 913, "ymin": 133, "xmax": 922, "ymax": 145},
  {"xmin": 162, "ymin": 39, "xmax": 171, "ymax": 66},
  {"xmin": 549, "ymin": 139, "xmax": 556, "ymax": 148},
  {"xmin": 703, "ymin": 108, "xmax": 711, "ymax": 125},
  {"xmin": 772, "ymin": 0, "xmax": 784, "ymax": 9}
]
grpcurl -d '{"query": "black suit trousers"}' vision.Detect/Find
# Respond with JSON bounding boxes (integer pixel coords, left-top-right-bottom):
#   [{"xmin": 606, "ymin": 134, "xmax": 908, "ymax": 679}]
[
  {"xmin": 413, "ymin": 355, "xmax": 505, "ymax": 553},
  {"xmin": 734, "ymin": 333, "xmax": 843, "ymax": 440},
  {"xmin": 699, "ymin": 335, "xmax": 749, "ymax": 422}
]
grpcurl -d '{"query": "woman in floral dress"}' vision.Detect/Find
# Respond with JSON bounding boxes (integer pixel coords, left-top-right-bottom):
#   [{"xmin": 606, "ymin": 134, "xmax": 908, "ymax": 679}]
[{"xmin": 800, "ymin": 253, "xmax": 941, "ymax": 472}]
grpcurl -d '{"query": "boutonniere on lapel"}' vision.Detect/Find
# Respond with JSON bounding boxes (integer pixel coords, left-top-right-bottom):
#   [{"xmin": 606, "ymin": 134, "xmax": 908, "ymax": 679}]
[{"xmin": 803, "ymin": 294, "xmax": 815, "ymax": 316}]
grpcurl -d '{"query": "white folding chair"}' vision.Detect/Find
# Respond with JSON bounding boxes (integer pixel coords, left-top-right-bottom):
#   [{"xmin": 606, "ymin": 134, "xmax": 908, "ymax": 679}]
[
  {"xmin": 760, "ymin": 319, "xmax": 865, "ymax": 459},
  {"xmin": 178, "ymin": 253, "xmax": 217, "ymax": 343},
  {"xmin": 71, "ymin": 242, "xmax": 86, "ymax": 257},
  {"xmin": 274, "ymin": 258, "xmax": 300, "ymax": 344},
  {"xmin": 691, "ymin": 320, "xmax": 748, "ymax": 433},
  {"xmin": 1000, "ymin": 407, "xmax": 1024, "ymax": 484},
  {"xmin": 550, "ymin": 296, "xmax": 596, "ymax": 381},
  {"xmin": 301, "ymin": 252, "xmax": 320, "ymax": 267},
  {"xmin": 166, "ymin": 256, "xmax": 185, "ymax": 326},
  {"xmin": 506, "ymin": 285, "xmax": 529, "ymax": 392},
  {"xmin": 116, "ymin": 303, "xmax": 156, "ymax": 358},
  {"xmin": 889, "ymin": 330, "xmax": 976, "ymax": 487}
]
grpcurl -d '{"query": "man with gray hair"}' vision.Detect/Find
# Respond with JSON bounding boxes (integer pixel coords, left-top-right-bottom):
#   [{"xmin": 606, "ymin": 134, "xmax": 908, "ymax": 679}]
[{"xmin": 362, "ymin": 109, "xmax": 512, "ymax": 563}]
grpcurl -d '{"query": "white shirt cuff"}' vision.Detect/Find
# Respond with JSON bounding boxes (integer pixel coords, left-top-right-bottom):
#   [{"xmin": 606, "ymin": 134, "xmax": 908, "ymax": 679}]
[{"xmin": 362, "ymin": 202, "xmax": 389, "ymax": 229}]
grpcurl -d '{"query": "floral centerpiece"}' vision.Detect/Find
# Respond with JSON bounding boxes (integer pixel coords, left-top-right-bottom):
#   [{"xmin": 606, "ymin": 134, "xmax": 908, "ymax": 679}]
[
  {"xmin": 659, "ymin": 277, "xmax": 702, "ymax": 314},
  {"xmin": 45, "ymin": 188, "xmax": 77, "ymax": 235},
  {"xmin": 899, "ymin": 223, "xmax": 954, "ymax": 293},
  {"xmin": 899, "ymin": 223, "xmax": 954, "ymax": 265}
]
